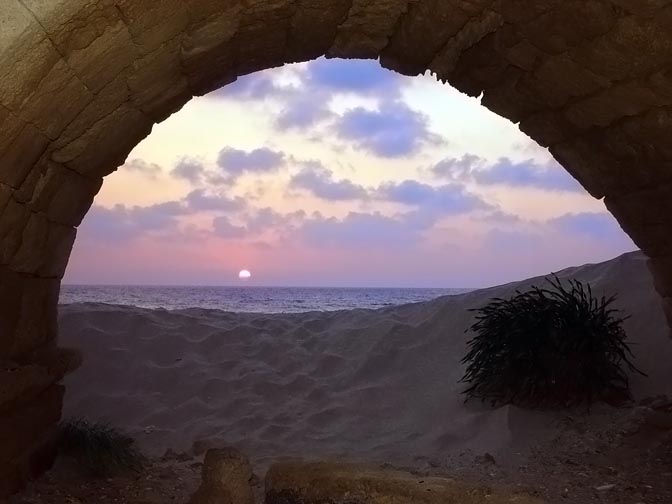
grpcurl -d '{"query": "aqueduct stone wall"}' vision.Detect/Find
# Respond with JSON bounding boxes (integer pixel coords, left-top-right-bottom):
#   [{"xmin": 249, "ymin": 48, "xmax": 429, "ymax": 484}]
[{"xmin": 1, "ymin": 0, "xmax": 671, "ymax": 495}]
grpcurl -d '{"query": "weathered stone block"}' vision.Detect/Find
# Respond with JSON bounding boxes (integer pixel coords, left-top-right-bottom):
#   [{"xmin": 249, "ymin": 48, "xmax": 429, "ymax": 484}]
[
  {"xmin": 648, "ymin": 256, "xmax": 672, "ymax": 298},
  {"xmin": 381, "ymin": 0, "xmax": 482, "ymax": 76},
  {"xmin": 429, "ymin": 9, "xmax": 503, "ymax": 79},
  {"xmin": 265, "ymin": 461, "xmax": 545, "ymax": 504},
  {"xmin": 231, "ymin": 0, "xmax": 295, "ymax": 76},
  {"xmin": 0, "ymin": 2, "xmax": 54, "ymax": 111},
  {"xmin": 0, "ymin": 198, "xmax": 31, "ymax": 265},
  {"xmin": 0, "ymin": 384, "xmax": 63, "ymax": 465},
  {"xmin": 19, "ymin": 161, "xmax": 102, "ymax": 227},
  {"xmin": 0, "ymin": 205, "xmax": 74, "ymax": 279},
  {"xmin": 0, "ymin": 386, "xmax": 62, "ymax": 497},
  {"xmin": 10, "ymin": 276, "xmax": 60, "ymax": 358},
  {"xmin": 0, "ymin": 115, "xmax": 50, "ymax": 189},
  {"xmin": 520, "ymin": 54, "xmax": 608, "ymax": 109},
  {"xmin": 4, "ymin": 37, "xmax": 93, "ymax": 140},
  {"xmin": 663, "ymin": 297, "xmax": 672, "ymax": 327},
  {"xmin": 566, "ymin": 81, "xmax": 667, "ymax": 129},
  {"xmin": 286, "ymin": 0, "xmax": 352, "ymax": 62},
  {"xmin": 180, "ymin": 3, "xmax": 242, "ymax": 96},
  {"xmin": 52, "ymin": 104, "xmax": 154, "ymax": 178},
  {"xmin": 127, "ymin": 39, "xmax": 192, "ymax": 122},
  {"xmin": 330, "ymin": 0, "xmax": 415, "ymax": 59},
  {"xmin": 188, "ymin": 448, "xmax": 254, "ymax": 504},
  {"xmin": 116, "ymin": 0, "xmax": 190, "ymax": 53},
  {"xmin": 56, "ymin": 70, "xmax": 132, "ymax": 149},
  {"xmin": 510, "ymin": 1, "xmax": 617, "ymax": 55},
  {"xmin": 65, "ymin": 16, "xmax": 137, "ymax": 94},
  {"xmin": 0, "ymin": 266, "xmax": 26, "ymax": 359},
  {"xmin": 572, "ymin": 16, "xmax": 672, "ymax": 82}
]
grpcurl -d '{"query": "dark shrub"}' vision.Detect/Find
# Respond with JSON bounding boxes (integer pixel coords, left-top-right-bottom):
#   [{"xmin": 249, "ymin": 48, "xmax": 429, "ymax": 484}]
[
  {"xmin": 460, "ymin": 276, "xmax": 645, "ymax": 408},
  {"xmin": 59, "ymin": 419, "xmax": 143, "ymax": 476}
]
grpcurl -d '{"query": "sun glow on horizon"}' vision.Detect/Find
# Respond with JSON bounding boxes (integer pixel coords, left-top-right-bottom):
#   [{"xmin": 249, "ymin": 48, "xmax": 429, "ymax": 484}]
[{"xmin": 238, "ymin": 270, "xmax": 252, "ymax": 281}]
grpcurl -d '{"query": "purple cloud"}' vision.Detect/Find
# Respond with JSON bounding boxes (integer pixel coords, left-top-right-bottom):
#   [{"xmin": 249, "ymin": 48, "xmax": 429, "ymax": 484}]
[
  {"xmin": 296, "ymin": 211, "xmax": 425, "ymax": 249},
  {"xmin": 171, "ymin": 158, "xmax": 206, "ymax": 184},
  {"xmin": 185, "ymin": 189, "xmax": 246, "ymax": 212},
  {"xmin": 432, "ymin": 155, "xmax": 484, "ymax": 180},
  {"xmin": 376, "ymin": 180, "xmax": 491, "ymax": 214},
  {"xmin": 306, "ymin": 58, "xmax": 403, "ymax": 97},
  {"xmin": 549, "ymin": 212, "xmax": 634, "ymax": 244},
  {"xmin": 474, "ymin": 158, "xmax": 583, "ymax": 192},
  {"xmin": 275, "ymin": 95, "xmax": 333, "ymax": 131},
  {"xmin": 213, "ymin": 216, "xmax": 247, "ymax": 239},
  {"xmin": 289, "ymin": 163, "xmax": 368, "ymax": 201},
  {"xmin": 217, "ymin": 147, "xmax": 286, "ymax": 183},
  {"xmin": 79, "ymin": 202, "xmax": 186, "ymax": 242},
  {"xmin": 124, "ymin": 159, "xmax": 162, "ymax": 179},
  {"xmin": 245, "ymin": 207, "xmax": 306, "ymax": 234},
  {"xmin": 334, "ymin": 101, "xmax": 443, "ymax": 158},
  {"xmin": 433, "ymin": 155, "xmax": 583, "ymax": 193}
]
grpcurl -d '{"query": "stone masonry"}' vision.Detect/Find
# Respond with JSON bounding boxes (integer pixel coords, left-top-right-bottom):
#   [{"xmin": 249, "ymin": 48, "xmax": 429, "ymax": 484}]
[{"xmin": 1, "ymin": 0, "xmax": 671, "ymax": 495}]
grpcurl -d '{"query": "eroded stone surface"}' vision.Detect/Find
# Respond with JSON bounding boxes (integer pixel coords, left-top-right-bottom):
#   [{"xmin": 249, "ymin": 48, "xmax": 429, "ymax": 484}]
[
  {"xmin": 265, "ymin": 461, "xmax": 545, "ymax": 504},
  {"xmin": 1, "ymin": 0, "xmax": 672, "ymax": 497},
  {"xmin": 187, "ymin": 448, "xmax": 254, "ymax": 504}
]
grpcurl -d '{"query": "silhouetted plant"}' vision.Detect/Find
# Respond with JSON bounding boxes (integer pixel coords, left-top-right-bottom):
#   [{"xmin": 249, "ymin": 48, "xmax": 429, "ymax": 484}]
[
  {"xmin": 460, "ymin": 277, "xmax": 645, "ymax": 408},
  {"xmin": 59, "ymin": 419, "xmax": 143, "ymax": 476}
]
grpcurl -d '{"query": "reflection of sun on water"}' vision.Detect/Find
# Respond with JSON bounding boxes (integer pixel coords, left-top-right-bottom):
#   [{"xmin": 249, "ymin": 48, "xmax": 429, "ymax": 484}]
[{"xmin": 238, "ymin": 270, "xmax": 252, "ymax": 281}]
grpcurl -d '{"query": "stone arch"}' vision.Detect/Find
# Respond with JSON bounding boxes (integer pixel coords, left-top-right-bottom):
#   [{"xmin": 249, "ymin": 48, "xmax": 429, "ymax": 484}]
[{"xmin": 1, "ymin": 0, "xmax": 672, "ymax": 495}]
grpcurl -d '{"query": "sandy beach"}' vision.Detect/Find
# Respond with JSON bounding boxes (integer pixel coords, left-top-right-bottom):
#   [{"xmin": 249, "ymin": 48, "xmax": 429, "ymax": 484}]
[{"xmin": 58, "ymin": 251, "xmax": 672, "ymax": 473}]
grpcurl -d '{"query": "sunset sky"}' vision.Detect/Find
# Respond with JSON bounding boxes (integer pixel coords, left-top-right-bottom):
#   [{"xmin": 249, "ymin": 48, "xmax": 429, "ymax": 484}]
[{"xmin": 63, "ymin": 58, "xmax": 636, "ymax": 288}]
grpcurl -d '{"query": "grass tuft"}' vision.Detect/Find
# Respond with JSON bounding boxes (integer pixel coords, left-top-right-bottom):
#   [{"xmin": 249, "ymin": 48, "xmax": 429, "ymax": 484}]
[
  {"xmin": 59, "ymin": 418, "xmax": 143, "ymax": 476},
  {"xmin": 460, "ymin": 276, "xmax": 646, "ymax": 409}
]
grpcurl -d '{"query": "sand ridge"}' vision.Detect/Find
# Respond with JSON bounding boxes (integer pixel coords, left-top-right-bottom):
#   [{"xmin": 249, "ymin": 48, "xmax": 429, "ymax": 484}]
[{"xmin": 59, "ymin": 252, "xmax": 672, "ymax": 469}]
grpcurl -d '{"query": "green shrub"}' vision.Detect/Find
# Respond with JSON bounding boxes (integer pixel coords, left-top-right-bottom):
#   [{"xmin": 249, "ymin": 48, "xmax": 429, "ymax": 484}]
[
  {"xmin": 460, "ymin": 276, "xmax": 645, "ymax": 408},
  {"xmin": 59, "ymin": 419, "xmax": 143, "ymax": 476}
]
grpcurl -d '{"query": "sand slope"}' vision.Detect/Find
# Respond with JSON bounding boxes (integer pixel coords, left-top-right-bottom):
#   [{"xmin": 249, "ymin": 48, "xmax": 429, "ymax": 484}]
[{"xmin": 59, "ymin": 252, "xmax": 672, "ymax": 468}]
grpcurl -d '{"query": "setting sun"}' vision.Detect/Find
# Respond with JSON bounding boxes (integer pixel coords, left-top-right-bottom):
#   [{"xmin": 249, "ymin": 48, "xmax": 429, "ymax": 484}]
[{"xmin": 238, "ymin": 270, "xmax": 252, "ymax": 280}]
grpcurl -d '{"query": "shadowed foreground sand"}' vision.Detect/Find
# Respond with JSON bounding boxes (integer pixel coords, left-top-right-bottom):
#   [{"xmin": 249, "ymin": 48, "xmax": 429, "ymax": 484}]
[{"xmin": 58, "ymin": 252, "xmax": 671, "ymax": 465}]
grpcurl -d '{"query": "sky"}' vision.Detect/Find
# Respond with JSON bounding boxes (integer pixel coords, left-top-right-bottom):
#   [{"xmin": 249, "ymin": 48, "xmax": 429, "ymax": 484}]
[{"xmin": 63, "ymin": 58, "xmax": 636, "ymax": 288}]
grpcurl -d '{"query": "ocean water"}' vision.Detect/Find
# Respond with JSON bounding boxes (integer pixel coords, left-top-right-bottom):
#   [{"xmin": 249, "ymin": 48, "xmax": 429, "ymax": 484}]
[{"xmin": 59, "ymin": 285, "xmax": 469, "ymax": 313}]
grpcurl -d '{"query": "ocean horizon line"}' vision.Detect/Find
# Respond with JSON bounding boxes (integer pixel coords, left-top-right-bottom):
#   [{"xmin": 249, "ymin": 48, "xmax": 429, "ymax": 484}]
[{"xmin": 61, "ymin": 283, "xmax": 475, "ymax": 291}]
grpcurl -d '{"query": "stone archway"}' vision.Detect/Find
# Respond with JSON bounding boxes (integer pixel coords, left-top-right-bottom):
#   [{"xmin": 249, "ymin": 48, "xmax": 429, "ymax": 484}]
[{"xmin": 1, "ymin": 0, "xmax": 671, "ymax": 495}]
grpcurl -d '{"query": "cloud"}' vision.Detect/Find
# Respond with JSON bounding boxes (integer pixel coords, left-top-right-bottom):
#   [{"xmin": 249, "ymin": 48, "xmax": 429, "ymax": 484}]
[
  {"xmin": 306, "ymin": 58, "xmax": 403, "ymax": 97},
  {"xmin": 375, "ymin": 180, "xmax": 491, "ymax": 214},
  {"xmin": 275, "ymin": 95, "xmax": 333, "ymax": 131},
  {"xmin": 171, "ymin": 158, "xmax": 206, "ymax": 184},
  {"xmin": 217, "ymin": 147, "xmax": 286, "ymax": 183},
  {"xmin": 79, "ymin": 202, "xmax": 186, "ymax": 242},
  {"xmin": 295, "ymin": 211, "xmax": 427, "ymax": 249},
  {"xmin": 333, "ymin": 101, "xmax": 443, "ymax": 158},
  {"xmin": 245, "ymin": 207, "xmax": 306, "ymax": 234},
  {"xmin": 212, "ymin": 216, "xmax": 248, "ymax": 239},
  {"xmin": 548, "ymin": 212, "xmax": 633, "ymax": 243},
  {"xmin": 185, "ymin": 189, "xmax": 247, "ymax": 212},
  {"xmin": 432, "ymin": 155, "xmax": 485, "ymax": 180},
  {"xmin": 474, "ymin": 158, "xmax": 583, "ymax": 192},
  {"xmin": 432, "ymin": 155, "xmax": 583, "ymax": 192},
  {"xmin": 206, "ymin": 58, "xmax": 415, "ymax": 135},
  {"xmin": 124, "ymin": 159, "xmax": 162, "ymax": 179},
  {"xmin": 289, "ymin": 163, "xmax": 368, "ymax": 201},
  {"xmin": 476, "ymin": 210, "xmax": 522, "ymax": 224}
]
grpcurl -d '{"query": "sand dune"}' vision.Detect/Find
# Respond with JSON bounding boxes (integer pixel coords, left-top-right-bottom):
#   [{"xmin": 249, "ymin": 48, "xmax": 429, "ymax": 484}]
[{"xmin": 59, "ymin": 251, "xmax": 672, "ymax": 470}]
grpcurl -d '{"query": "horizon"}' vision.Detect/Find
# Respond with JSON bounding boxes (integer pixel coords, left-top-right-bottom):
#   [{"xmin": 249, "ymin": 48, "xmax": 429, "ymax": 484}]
[
  {"xmin": 63, "ymin": 250, "xmax": 638, "ymax": 291},
  {"xmin": 64, "ymin": 58, "xmax": 637, "ymax": 288}
]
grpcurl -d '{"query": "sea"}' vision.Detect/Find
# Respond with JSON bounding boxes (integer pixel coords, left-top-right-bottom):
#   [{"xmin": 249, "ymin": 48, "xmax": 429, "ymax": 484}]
[{"xmin": 59, "ymin": 285, "xmax": 470, "ymax": 313}]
